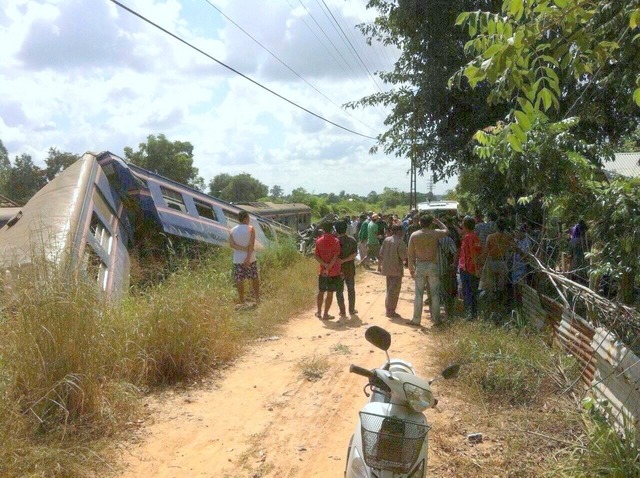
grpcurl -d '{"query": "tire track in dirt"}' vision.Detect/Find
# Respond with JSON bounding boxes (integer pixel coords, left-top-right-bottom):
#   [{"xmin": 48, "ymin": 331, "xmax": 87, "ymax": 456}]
[{"xmin": 116, "ymin": 270, "xmax": 456, "ymax": 478}]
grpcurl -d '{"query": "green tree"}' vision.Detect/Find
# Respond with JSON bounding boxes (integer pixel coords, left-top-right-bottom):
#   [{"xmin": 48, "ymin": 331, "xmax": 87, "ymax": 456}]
[
  {"xmin": 8, "ymin": 154, "xmax": 47, "ymax": 204},
  {"xmin": 0, "ymin": 139, "xmax": 10, "ymax": 199},
  {"xmin": 270, "ymin": 184, "xmax": 284, "ymax": 200},
  {"xmin": 290, "ymin": 187, "xmax": 310, "ymax": 203},
  {"xmin": 218, "ymin": 173, "xmax": 268, "ymax": 202},
  {"xmin": 366, "ymin": 190, "xmax": 379, "ymax": 203},
  {"xmin": 454, "ymin": 0, "xmax": 640, "ymax": 156},
  {"xmin": 208, "ymin": 173, "xmax": 233, "ymax": 198},
  {"xmin": 45, "ymin": 147, "xmax": 80, "ymax": 181},
  {"xmin": 350, "ymin": 0, "xmax": 507, "ymax": 179},
  {"xmin": 326, "ymin": 192, "xmax": 339, "ymax": 204},
  {"xmin": 619, "ymin": 126, "xmax": 640, "ymax": 152},
  {"xmin": 379, "ymin": 187, "xmax": 403, "ymax": 208},
  {"xmin": 124, "ymin": 134, "xmax": 204, "ymax": 190}
]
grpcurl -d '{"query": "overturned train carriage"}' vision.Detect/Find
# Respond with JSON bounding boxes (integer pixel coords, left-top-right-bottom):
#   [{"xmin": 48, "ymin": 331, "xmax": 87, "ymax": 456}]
[{"xmin": 0, "ymin": 151, "xmax": 292, "ymax": 297}]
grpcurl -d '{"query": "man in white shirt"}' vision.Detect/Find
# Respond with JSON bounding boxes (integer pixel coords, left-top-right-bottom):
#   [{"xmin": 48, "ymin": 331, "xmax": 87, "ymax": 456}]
[{"xmin": 229, "ymin": 210, "xmax": 260, "ymax": 305}]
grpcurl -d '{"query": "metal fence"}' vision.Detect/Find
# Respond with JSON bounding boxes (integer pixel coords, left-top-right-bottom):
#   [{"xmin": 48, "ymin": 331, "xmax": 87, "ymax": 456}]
[{"xmin": 519, "ymin": 283, "xmax": 640, "ymax": 435}]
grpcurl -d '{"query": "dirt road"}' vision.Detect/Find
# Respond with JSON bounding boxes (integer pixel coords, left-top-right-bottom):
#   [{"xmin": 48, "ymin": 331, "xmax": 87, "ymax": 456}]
[{"xmin": 116, "ymin": 270, "xmax": 466, "ymax": 478}]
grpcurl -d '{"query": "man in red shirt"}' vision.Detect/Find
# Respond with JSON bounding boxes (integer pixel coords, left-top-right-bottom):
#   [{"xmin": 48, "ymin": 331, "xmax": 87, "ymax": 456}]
[
  {"xmin": 314, "ymin": 221, "xmax": 342, "ymax": 320},
  {"xmin": 459, "ymin": 216, "xmax": 483, "ymax": 320}
]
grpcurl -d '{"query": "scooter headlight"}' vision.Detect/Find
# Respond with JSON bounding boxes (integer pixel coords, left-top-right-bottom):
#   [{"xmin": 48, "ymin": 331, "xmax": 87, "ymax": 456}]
[{"xmin": 403, "ymin": 383, "xmax": 434, "ymax": 412}]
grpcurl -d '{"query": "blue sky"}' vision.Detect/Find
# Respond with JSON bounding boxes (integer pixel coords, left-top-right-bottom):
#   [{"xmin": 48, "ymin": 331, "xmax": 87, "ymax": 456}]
[{"xmin": 0, "ymin": 0, "xmax": 455, "ymax": 196}]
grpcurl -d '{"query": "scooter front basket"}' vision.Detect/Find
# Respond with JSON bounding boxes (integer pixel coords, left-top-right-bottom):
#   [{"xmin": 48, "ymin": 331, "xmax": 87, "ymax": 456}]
[{"xmin": 359, "ymin": 412, "xmax": 430, "ymax": 474}]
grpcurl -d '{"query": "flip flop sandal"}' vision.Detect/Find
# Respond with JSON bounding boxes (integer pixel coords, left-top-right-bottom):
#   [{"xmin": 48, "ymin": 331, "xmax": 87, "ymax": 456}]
[{"xmin": 322, "ymin": 315, "xmax": 335, "ymax": 321}]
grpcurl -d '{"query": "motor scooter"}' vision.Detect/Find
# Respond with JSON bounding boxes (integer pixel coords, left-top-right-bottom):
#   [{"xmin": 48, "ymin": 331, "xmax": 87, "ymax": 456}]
[{"xmin": 344, "ymin": 326, "xmax": 459, "ymax": 478}]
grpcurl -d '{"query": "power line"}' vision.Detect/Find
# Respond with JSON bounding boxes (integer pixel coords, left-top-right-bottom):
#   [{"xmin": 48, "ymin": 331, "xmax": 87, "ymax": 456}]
[
  {"xmin": 355, "ymin": 0, "xmax": 397, "ymax": 71},
  {"xmin": 296, "ymin": 0, "xmax": 360, "ymax": 79},
  {"xmin": 109, "ymin": 0, "xmax": 378, "ymax": 140},
  {"xmin": 295, "ymin": 0, "xmax": 388, "ymax": 116},
  {"xmin": 200, "ymin": 0, "xmax": 379, "ymax": 135},
  {"xmin": 317, "ymin": 0, "xmax": 384, "ymax": 92},
  {"xmin": 284, "ymin": 0, "xmax": 353, "ymax": 80}
]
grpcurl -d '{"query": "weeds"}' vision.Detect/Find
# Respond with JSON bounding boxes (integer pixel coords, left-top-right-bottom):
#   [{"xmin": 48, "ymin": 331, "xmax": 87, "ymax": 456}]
[
  {"xmin": 298, "ymin": 355, "xmax": 330, "ymax": 382},
  {"xmin": 331, "ymin": 343, "xmax": 351, "ymax": 355},
  {"xmin": 434, "ymin": 320, "xmax": 577, "ymax": 407},
  {"xmin": 430, "ymin": 318, "xmax": 584, "ymax": 476},
  {"xmin": 0, "ymin": 240, "xmax": 316, "ymax": 477},
  {"xmin": 554, "ymin": 407, "xmax": 640, "ymax": 478}
]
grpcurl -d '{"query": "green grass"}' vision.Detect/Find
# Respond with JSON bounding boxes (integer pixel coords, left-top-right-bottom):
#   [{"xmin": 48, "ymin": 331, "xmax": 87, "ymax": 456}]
[
  {"xmin": 430, "ymin": 317, "xmax": 640, "ymax": 477},
  {"xmin": 298, "ymin": 355, "xmax": 330, "ymax": 382},
  {"xmin": 0, "ymin": 239, "xmax": 316, "ymax": 477},
  {"xmin": 433, "ymin": 320, "xmax": 578, "ymax": 407},
  {"xmin": 429, "ymin": 318, "xmax": 585, "ymax": 476},
  {"xmin": 331, "ymin": 343, "xmax": 351, "ymax": 355},
  {"xmin": 554, "ymin": 410, "xmax": 640, "ymax": 478}
]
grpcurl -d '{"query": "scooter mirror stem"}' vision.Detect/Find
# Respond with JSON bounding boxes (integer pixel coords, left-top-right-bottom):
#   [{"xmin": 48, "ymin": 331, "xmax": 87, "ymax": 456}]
[{"xmin": 384, "ymin": 350, "xmax": 394, "ymax": 378}]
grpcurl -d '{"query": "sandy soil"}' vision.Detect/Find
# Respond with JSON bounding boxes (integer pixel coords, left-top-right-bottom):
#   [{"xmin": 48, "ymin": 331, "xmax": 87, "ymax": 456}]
[{"xmin": 115, "ymin": 269, "xmax": 478, "ymax": 478}]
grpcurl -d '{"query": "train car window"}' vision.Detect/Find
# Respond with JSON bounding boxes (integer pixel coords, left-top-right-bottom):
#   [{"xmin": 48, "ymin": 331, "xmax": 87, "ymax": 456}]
[
  {"xmin": 83, "ymin": 246, "xmax": 109, "ymax": 291},
  {"xmin": 160, "ymin": 186, "xmax": 187, "ymax": 213},
  {"xmin": 222, "ymin": 209, "xmax": 240, "ymax": 226},
  {"xmin": 258, "ymin": 220, "xmax": 275, "ymax": 240},
  {"xmin": 90, "ymin": 212, "xmax": 113, "ymax": 254},
  {"xmin": 194, "ymin": 200, "xmax": 218, "ymax": 222},
  {"xmin": 92, "ymin": 189, "xmax": 115, "ymax": 227}
]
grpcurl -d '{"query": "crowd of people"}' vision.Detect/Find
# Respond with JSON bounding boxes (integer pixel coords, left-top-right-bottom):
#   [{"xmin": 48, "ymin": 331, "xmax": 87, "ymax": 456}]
[
  {"xmin": 229, "ymin": 206, "xmax": 590, "ymax": 322},
  {"xmin": 311, "ymin": 209, "xmax": 547, "ymax": 325}
]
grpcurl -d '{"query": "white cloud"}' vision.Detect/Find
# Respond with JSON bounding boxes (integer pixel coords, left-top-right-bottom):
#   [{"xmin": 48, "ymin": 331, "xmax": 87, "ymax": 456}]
[{"xmin": 0, "ymin": 0, "xmax": 454, "ymax": 198}]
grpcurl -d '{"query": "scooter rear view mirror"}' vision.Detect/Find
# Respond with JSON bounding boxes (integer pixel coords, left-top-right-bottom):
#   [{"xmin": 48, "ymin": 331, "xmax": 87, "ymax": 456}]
[
  {"xmin": 442, "ymin": 364, "xmax": 460, "ymax": 380},
  {"xmin": 365, "ymin": 326, "xmax": 391, "ymax": 351}
]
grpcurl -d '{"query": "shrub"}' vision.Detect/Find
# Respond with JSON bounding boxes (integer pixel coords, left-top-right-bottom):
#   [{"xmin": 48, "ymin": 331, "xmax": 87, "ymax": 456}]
[
  {"xmin": 0, "ymin": 241, "xmax": 316, "ymax": 477},
  {"xmin": 433, "ymin": 321, "xmax": 577, "ymax": 407}
]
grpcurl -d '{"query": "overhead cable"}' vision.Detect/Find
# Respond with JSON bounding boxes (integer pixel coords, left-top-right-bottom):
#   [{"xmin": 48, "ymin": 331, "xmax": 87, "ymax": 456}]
[
  {"xmin": 296, "ymin": 0, "xmax": 387, "ymax": 116},
  {"xmin": 201, "ymin": 0, "xmax": 379, "ymax": 135},
  {"xmin": 109, "ymin": 0, "xmax": 378, "ymax": 140},
  {"xmin": 296, "ymin": 0, "xmax": 359, "ymax": 78},
  {"xmin": 318, "ymin": 0, "xmax": 384, "ymax": 92}
]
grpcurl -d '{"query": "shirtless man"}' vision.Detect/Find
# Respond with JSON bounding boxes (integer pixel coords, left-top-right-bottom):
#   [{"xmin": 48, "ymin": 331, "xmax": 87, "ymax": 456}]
[
  {"xmin": 482, "ymin": 218, "xmax": 511, "ymax": 301},
  {"xmin": 407, "ymin": 215, "xmax": 449, "ymax": 326}
]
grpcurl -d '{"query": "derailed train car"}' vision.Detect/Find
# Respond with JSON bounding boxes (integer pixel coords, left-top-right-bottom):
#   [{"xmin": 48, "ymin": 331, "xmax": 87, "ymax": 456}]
[{"xmin": 0, "ymin": 151, "xmax": 292, "ymax": 297}]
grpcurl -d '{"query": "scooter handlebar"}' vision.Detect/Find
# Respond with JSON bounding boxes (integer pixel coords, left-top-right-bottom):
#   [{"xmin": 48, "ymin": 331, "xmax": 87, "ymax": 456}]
[{"xmin": 349, "ymin": 364, "xmax": 374, "ymax": 378}]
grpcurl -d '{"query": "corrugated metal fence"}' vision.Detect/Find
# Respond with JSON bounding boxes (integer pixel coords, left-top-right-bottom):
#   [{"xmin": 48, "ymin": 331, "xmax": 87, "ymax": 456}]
[{"xmin": 520, "ymin": 283, "xmax": 640, "ymax": 435}]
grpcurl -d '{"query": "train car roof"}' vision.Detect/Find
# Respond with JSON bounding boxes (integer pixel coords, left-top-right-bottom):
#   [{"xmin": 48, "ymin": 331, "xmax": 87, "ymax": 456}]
[
  {"xmin": 235, "ymin": 201, "xmax": 311, "ymax": 214},
  {"xmin": 417, "ymin": 201, "xmax": 458, "ymax": 212},
  {"xmin": 96, "ymin": 151, "xmax": 293, "ymax": 233}
]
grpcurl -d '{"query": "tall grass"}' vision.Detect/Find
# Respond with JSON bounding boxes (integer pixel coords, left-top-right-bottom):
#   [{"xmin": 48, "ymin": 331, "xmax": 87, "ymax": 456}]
[
  {"xmin": 0, "ymin": 239, "xmax": 316, "ymax": 477},
  {"xmin": 555, "ymin": 411, "xmax": 640, "ymax": 477},
  {"xmin": 433, "ymin": 321, "xmax": 578, "ymax": 406},
  {"xmin": 428, "ymin": 319, "xmax": 640, "ymax": 477}
]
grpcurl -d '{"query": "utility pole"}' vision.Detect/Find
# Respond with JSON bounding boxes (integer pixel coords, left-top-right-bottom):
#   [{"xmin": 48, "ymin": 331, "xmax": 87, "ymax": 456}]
[
  {"xmin": 426, "ymin": 173, "xmax": 434, "ymax": 202},
  {"xmin": 409, "ymin": 120, "xmax": 418, "ymax": 210},
  {"xmin": 409, "ymin": 157, "xmax": 417, "ymax": 210}
]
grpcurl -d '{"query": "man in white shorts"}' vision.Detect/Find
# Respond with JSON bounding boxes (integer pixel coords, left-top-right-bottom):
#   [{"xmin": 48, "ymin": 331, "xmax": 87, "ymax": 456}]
[{"xmin": 229, "ymin": 210, "xmax": 260, "ymax": 305}]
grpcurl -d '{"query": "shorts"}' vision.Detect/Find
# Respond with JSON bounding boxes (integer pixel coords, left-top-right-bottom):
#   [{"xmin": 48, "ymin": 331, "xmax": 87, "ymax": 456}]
[
  {"xmin": 318, "ymin": 275, "xmax": 342, "ymax": 292},
  {"xmin": 233, "ymin": 262, "xmax": 259, "ymax": 282}
]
